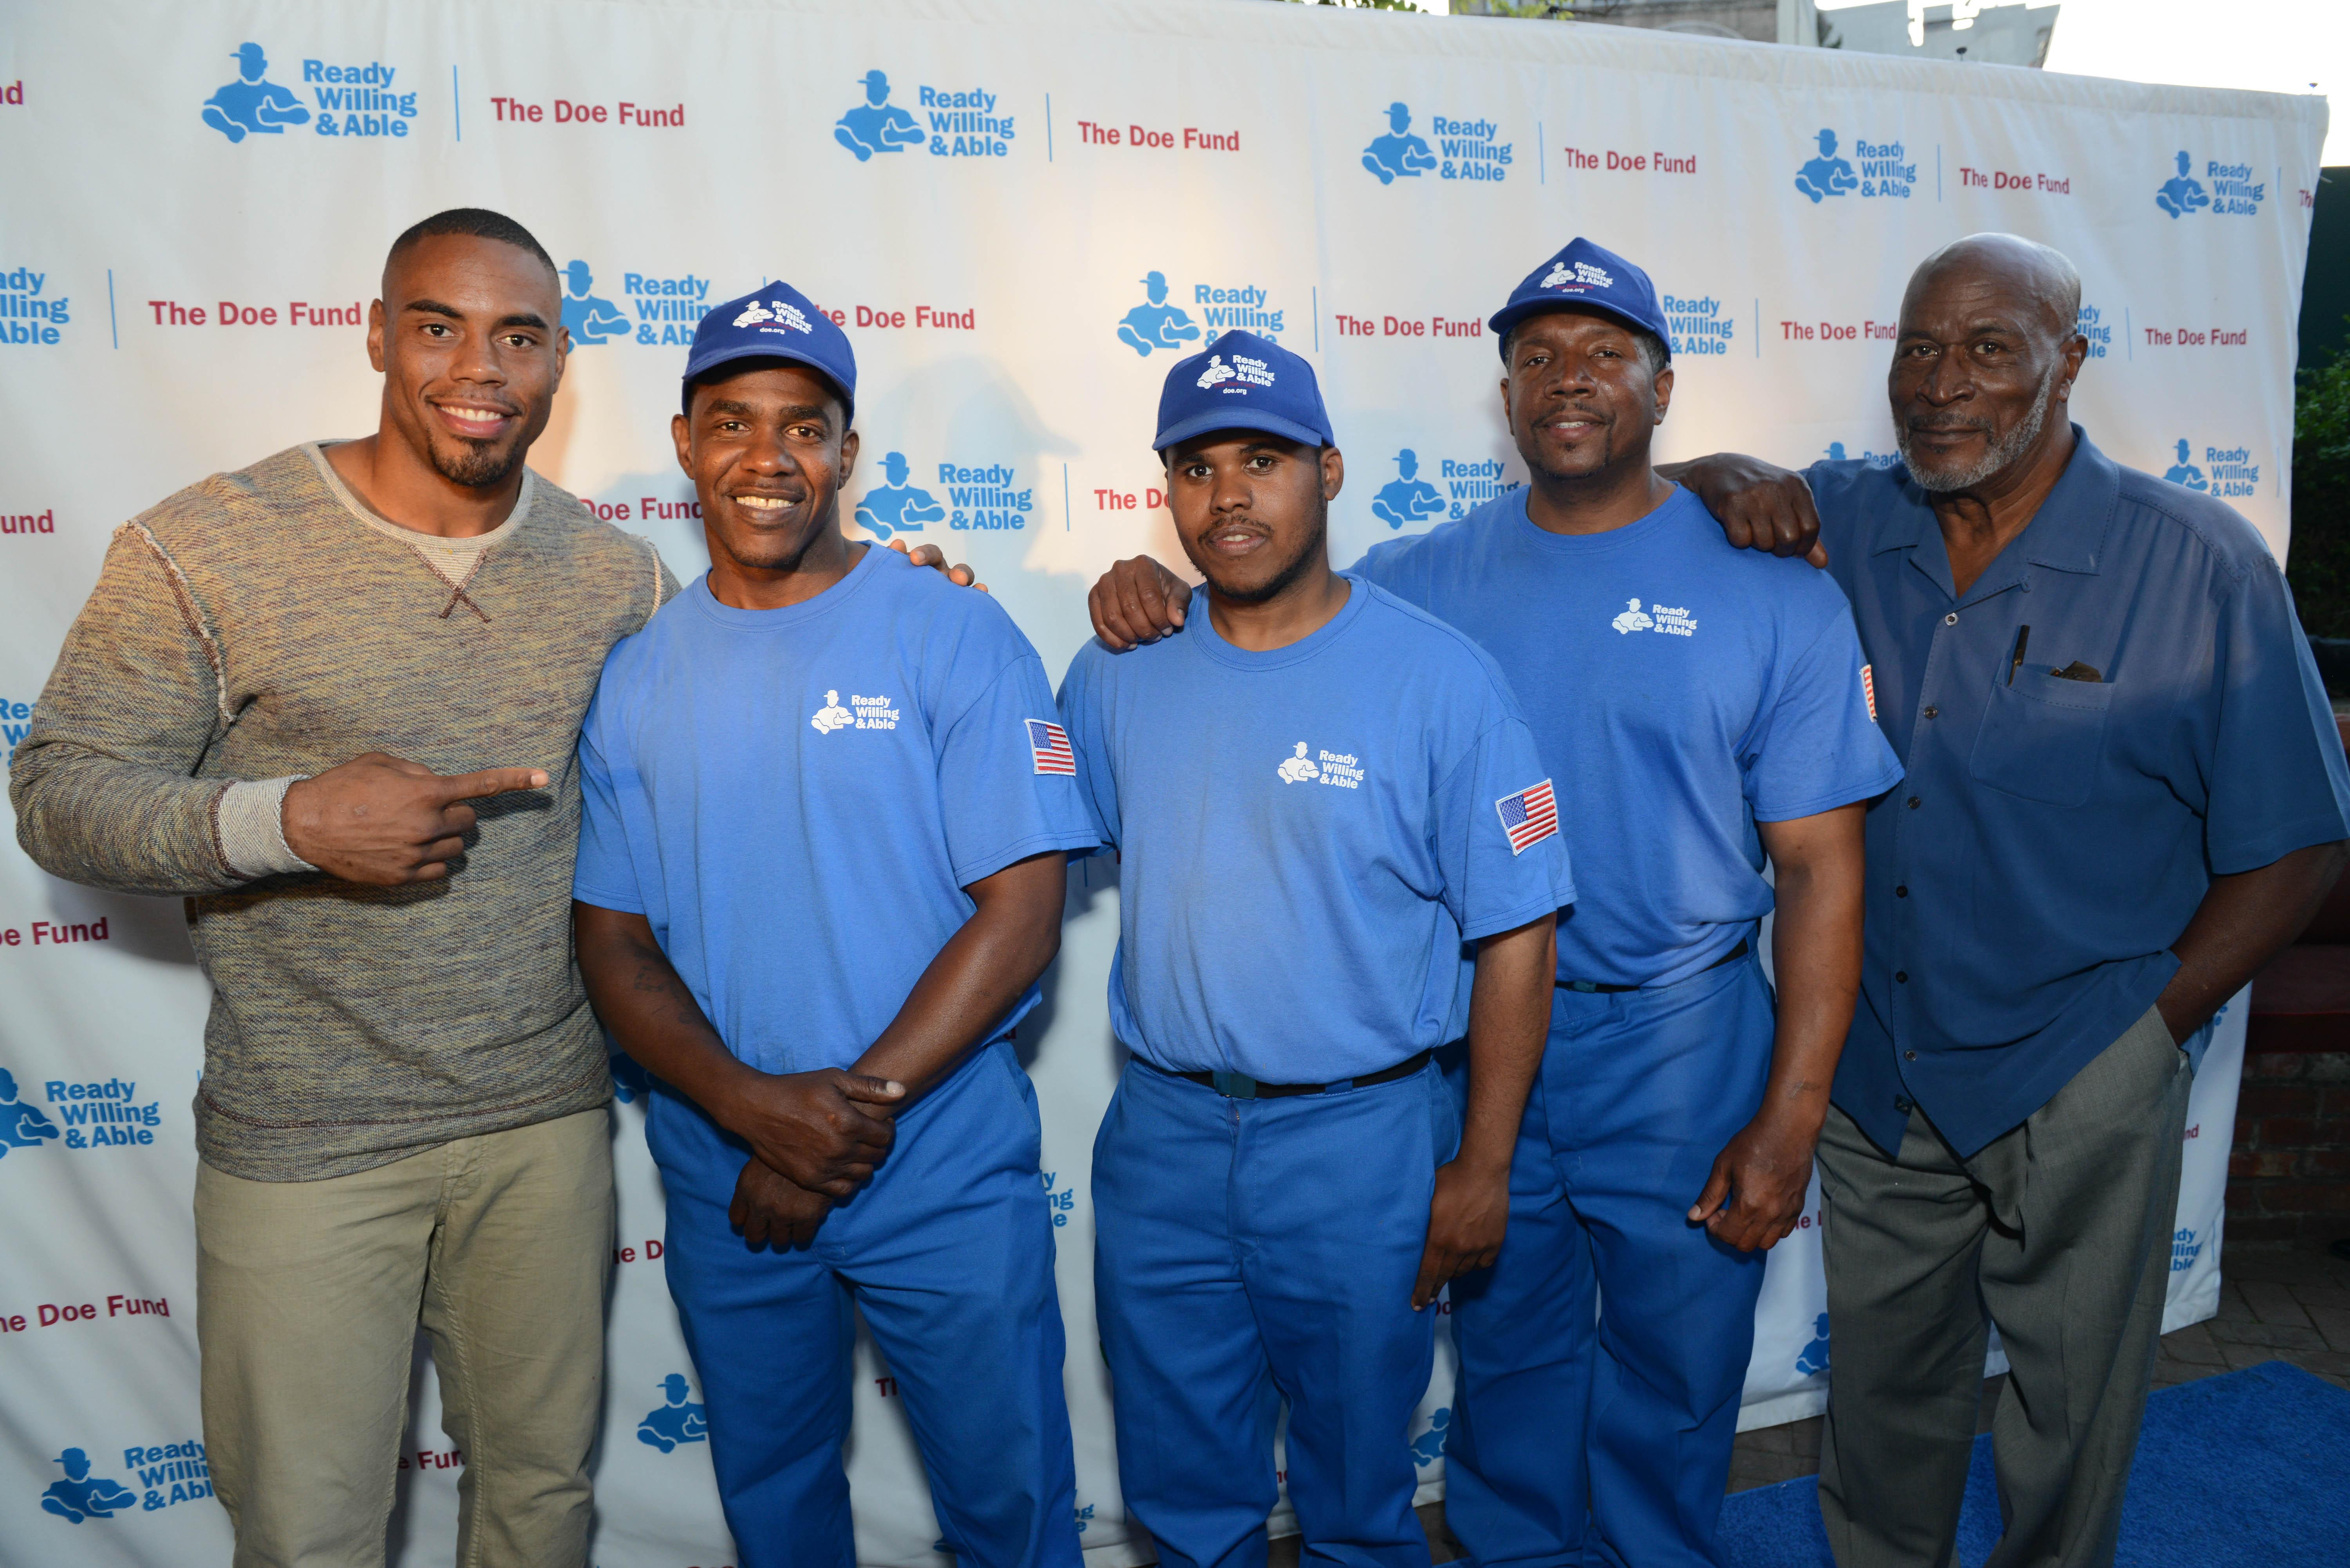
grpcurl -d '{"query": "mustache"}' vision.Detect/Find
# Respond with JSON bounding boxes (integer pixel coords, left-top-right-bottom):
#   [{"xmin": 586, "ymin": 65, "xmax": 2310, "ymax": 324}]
[{"xmin": 1904, "ymin": 415, "xmax": 1996, "ymax": 435}]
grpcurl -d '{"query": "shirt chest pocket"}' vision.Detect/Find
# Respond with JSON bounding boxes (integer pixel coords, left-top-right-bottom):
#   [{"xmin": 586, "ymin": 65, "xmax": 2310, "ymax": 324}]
[{"xmin": 1968, "ymin": 667, "xmax": 2113, "ymax": 808}]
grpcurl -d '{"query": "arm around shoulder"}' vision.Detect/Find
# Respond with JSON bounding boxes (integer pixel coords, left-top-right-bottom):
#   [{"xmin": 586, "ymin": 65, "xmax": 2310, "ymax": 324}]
[{"xmin": 1661, "ymin": 453, "xmax": 1832, "ymax": 567}]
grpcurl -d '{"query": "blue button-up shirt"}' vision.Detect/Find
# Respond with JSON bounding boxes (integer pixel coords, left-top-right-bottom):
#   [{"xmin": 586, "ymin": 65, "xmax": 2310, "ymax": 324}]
[{"xmin": 1810, "ymin": 428, "xmax": 2350, "ymax": 1156}]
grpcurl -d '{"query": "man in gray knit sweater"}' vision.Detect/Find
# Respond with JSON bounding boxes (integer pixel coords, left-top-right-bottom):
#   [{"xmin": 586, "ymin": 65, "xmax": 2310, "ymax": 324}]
[{"xmin": 11, "ymin": 210, "xmax": 674, "ymax": 1568}]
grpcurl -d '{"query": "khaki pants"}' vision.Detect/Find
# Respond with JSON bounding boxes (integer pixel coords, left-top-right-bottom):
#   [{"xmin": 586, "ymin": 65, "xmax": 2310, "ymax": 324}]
[
  {"xmin": 1815, "ymin": 1005, "xmax": 2189, "ymax": 1568},
  {"xmin": 196, "ymin": 1110, "xmax": 613, "ymax": 1568}
]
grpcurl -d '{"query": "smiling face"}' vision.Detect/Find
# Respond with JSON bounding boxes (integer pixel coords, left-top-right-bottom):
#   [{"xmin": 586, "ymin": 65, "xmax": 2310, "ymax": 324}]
[
  {"xmin": 1162, "ymin": 432, "xmax": 1343, "ymax": 605},
  {"xmin": 1888, "ymin": 237, "xmax": 2084, "ymax": 493},
  {"xmin": 672, "ymin": 361, "xmax": 859, "ymax": 576},
  {"xmin": 370, "ymin": 234, "xmax": 566, "ymax": 490},
  {"xmin": 1501, "ymin": 308, "xmax": 1672, "ymax": 486}
]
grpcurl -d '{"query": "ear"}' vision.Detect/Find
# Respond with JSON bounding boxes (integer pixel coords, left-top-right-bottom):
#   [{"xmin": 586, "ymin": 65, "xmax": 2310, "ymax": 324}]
[
  {"xmin": 365, "ymin": 299, "xmax": 387, "ymax": 374},
  {"xmin": 1320, "ymin": 446, "xmax": 1345, "ymax": 501},
  {"xmin": 2056, "ymin": 332, "xmax": 2089, "ymax": 401},
  {"xmin": 838, "ymin": 426, "xmax": 860, "ymax": 486},
  {"xmin": 1650, "ymin": 363, "xmax": 1675, "ymax": 425},
  {"xmin": 670, "ymin": 412, "xmax": 692, "ymax": 477}
]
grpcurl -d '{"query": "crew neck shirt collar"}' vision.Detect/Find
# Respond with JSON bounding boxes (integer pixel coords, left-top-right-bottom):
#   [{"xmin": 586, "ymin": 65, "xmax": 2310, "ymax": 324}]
[
  {"xmin": 1509, "ymin": 480, "xmax": 1693, "ymax": 555},
  {"xmin": 689, "ymin": 541, "xmax": 882, "ymax": 629},
  {"xmin": 304, "ymin": 440, "xmax": 536, "ymax": 551},
  {"xmin": 1185, "ymin": 575, "xmax": 1365, "ymax": 671}
]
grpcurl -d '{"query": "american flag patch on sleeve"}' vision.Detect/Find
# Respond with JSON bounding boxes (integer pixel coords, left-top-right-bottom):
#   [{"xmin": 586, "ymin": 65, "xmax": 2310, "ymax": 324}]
[
  {"xmin": 1026, "ymin": 718, "xmax": 1076, "ymax": 775},
  {"xmin": 1861, "ymin": 663, "xmax": 1878, "ymax": 721},
  {"xmin": 1494, "ymin": 779, "xmax": 1559, "ymax": 855}
]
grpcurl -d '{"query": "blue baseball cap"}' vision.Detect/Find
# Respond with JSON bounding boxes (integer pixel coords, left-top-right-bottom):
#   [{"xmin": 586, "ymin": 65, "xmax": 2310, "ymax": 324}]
[
  {"xmin": 1487, "ymin": 238, "xmax": 1670, "ymax": 360},
  {"xmin": 682, "ymin": 281, "xmax": 857, "ymax": 418},
  {"xmin": 1153, "ymin": 330, "xmax": 1336, "ymax": 453}
]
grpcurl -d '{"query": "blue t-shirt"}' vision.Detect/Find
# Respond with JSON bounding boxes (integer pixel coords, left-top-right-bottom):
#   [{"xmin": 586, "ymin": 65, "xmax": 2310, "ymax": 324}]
[
  {"xmin": 1354, "ymin": 485, "xmax": 1904, "ymax": 988},
  {"xmin": 1057, "ymin": 578, "xmax": 1573, "ymax": 1082},
  {"xmin": 573, "ymin": 547, "xmax": 1099, "ymax": 1077}
]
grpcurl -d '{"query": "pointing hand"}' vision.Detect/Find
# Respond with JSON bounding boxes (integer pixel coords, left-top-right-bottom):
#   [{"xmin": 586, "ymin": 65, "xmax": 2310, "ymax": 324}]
[{"xmin": 281, "ymin": 751, "xmax": 550, "ymax": 885}]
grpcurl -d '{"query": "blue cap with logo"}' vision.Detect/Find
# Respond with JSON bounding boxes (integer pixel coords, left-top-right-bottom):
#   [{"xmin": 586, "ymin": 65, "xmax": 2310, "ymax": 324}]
[
  {"xmin": 682, "ymin": 280, "xmax": 857, "ymax": 417},
  {"xmin": 1486, "ymin": 237, "xmax": 1670, "ymax": 360},
  {"xmin": 1153, "ymin": 330, "xmax": 1336, "ymax": 453}
]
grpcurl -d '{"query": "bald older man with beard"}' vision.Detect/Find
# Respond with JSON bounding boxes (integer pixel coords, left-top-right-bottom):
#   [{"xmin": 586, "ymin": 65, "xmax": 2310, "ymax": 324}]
[{"xmin": 1667, "ymin": 233, "xmax": 2350, "ymax": 1568}]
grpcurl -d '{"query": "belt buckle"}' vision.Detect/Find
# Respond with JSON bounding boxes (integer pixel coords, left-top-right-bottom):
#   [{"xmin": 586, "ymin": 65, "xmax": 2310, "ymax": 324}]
[
  {"xmin": 1210, "ymin": 1070, "xmax": 1260, "ymax": 1100},
  {"xmin": 1568, "ymin": 980, "xmax": 1600, "ymax": 993}
]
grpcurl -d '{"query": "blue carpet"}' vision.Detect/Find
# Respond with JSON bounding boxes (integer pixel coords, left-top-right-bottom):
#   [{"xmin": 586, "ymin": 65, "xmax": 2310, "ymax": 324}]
[{"xmin": 1718, "ymin": 1360, "xmax": 2350, "ymax": 1568}]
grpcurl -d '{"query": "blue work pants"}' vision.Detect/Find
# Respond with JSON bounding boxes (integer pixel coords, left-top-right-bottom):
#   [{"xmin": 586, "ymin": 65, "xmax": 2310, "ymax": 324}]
[
  {"xmin": 1444, "ymin": 956, "xmax": 1775, "ymax": 1568},
  {"xmin": 650, "ymin": 1042, "xmax": 1081, "ymax": 1568},
  {"xmin": 1093, "ymin": 1057, "xmax": 1459, "ymax": 1568}
]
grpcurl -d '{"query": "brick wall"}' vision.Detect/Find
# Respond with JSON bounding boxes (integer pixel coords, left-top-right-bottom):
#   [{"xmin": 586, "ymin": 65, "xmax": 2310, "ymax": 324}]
[{"xmin": 2227, "ymin": 1050, "xmax": 2350, "ymax": 1241}]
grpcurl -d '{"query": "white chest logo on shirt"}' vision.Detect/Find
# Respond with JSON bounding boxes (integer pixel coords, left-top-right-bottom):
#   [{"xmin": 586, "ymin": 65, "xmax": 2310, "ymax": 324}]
[
  {"xmin": 1276, "ymin": 741, "xmax": 1365, "ymax": 790},
  {"xmin": 811, "ymin": 690, "xmax": 853, "ymax": 733},
  {"xmin": 810, "ymin": 690, "xmax": 900, "ymax": 733},
  {"xmin": 1610, "ymin": 598, "xmax": 1697, "ymax": 638}
]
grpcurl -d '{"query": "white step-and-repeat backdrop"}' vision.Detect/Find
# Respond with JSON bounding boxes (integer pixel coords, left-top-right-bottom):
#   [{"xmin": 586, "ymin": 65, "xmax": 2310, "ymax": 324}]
[{"xmin": 0, "ymin": 1, "xmax": 2321, "ymax": 1563}]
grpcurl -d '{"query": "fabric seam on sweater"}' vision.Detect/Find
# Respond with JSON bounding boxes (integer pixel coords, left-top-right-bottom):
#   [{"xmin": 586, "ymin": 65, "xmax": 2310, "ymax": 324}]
[
  {"xmin": 421, "ymin": 544, "xmax": 494, "ymax": 621},
  {"xmin": 123, "ymin": 522, "xmax": 233, "ymax": 728},
  {"xmin": 203, "ymin": 782, "xmax": 235, "ymax": 882},
  {"xmin": 642, "ymin": 535, "xmax": 667, "ymax": 613}
]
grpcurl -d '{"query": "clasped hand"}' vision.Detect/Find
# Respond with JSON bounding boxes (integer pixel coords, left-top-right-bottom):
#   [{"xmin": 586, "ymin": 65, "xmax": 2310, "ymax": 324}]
[{"xmin": 720, "ymin": 1068, "xmax": 906, "ymax": 1249}]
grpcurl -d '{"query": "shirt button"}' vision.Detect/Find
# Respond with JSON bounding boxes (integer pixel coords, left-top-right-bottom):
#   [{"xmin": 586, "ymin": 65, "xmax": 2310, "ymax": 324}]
[
  {"xmin": 1905, "ymin": 1050, "xmax": 1918, "ymax": 1060},
  {"xmin": 1895, "ymin": 885, "xmax": 1909, "ymax": 897},
  {"xmin": 1922, "ymin": 705, "xmax": 1939, "ymax": 719},
  {"xmin": 1943, "ymin": 612, "xmax": 1959, "ymax": 626},
  {"xmin": 1894, "ymin": 1096, "xmax": 1914, "ymax": 1113},
  {"xmin": 1895, "ymin": 970, "xmax": 1909, "ymax": 983},
  {"xmin": 1907, "ymin": 796, "xmax": 1921, "ymax": 809}
]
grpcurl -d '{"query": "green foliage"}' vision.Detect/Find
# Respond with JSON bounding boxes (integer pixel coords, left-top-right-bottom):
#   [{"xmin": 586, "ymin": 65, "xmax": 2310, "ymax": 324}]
[
  {"xmin": 1280, "ymin": 0, "xmax": 1436, "ymax": 10},
  {"xmin": 2290, "ymin": 332, "xmax": 2350, "ymax": 639}
]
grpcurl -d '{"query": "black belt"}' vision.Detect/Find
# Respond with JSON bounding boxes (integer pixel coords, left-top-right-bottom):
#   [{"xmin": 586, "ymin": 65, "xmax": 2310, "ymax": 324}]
[
  {"xmin": 1152, "ymin": 1050, "xmax": 1433, "ymax": 1101},
  {"xmin": 1558, "ymin": 938, "xmax": 1748, "ymax": 995}
]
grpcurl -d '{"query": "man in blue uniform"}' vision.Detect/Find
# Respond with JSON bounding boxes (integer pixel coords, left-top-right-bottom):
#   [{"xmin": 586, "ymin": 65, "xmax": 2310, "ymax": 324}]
[
  {"xmin": 1665, "ymin": 232, "xmax": 2350, "ymax": 1568},
  {"xmin": 571, "ymin": 282, "xmax": 1099, "ymax": 1568},
  {"xmin": 1059, "ymin": 330, "xmax": 1568, "ymax": 1567},
  {"xmin": 1081, "ymin": 242, "xmax": 1902, "ymax": 1567}
]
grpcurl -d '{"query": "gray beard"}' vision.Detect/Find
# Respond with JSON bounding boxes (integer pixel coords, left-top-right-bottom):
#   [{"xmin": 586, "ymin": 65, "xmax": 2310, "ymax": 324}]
[{"xmin": 1898, "ymin": 361, "xmax": 2059, "ymax": 493}]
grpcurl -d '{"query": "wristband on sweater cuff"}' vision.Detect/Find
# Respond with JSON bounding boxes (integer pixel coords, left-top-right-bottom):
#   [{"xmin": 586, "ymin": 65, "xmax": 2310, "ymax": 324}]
[{"xmin": 217, "ymin": 777, "xmax": 317, "ymax": 880}]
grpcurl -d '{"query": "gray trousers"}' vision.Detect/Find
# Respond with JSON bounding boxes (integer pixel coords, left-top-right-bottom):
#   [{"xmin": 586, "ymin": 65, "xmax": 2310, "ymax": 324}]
[{"xmin": 1815, "ymin": 1005, "xmax": 2190, "ymax": 1568}]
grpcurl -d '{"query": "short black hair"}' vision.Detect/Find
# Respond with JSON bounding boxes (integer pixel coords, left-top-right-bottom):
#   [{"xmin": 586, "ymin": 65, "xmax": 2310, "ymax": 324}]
[
  {"xmin": 1502, "ymin": 312, "xmax": 1670, "ymax": 377},
  {"xmin": 384, "ymin": 208, "xmax": 557, "ymax": 281}
]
